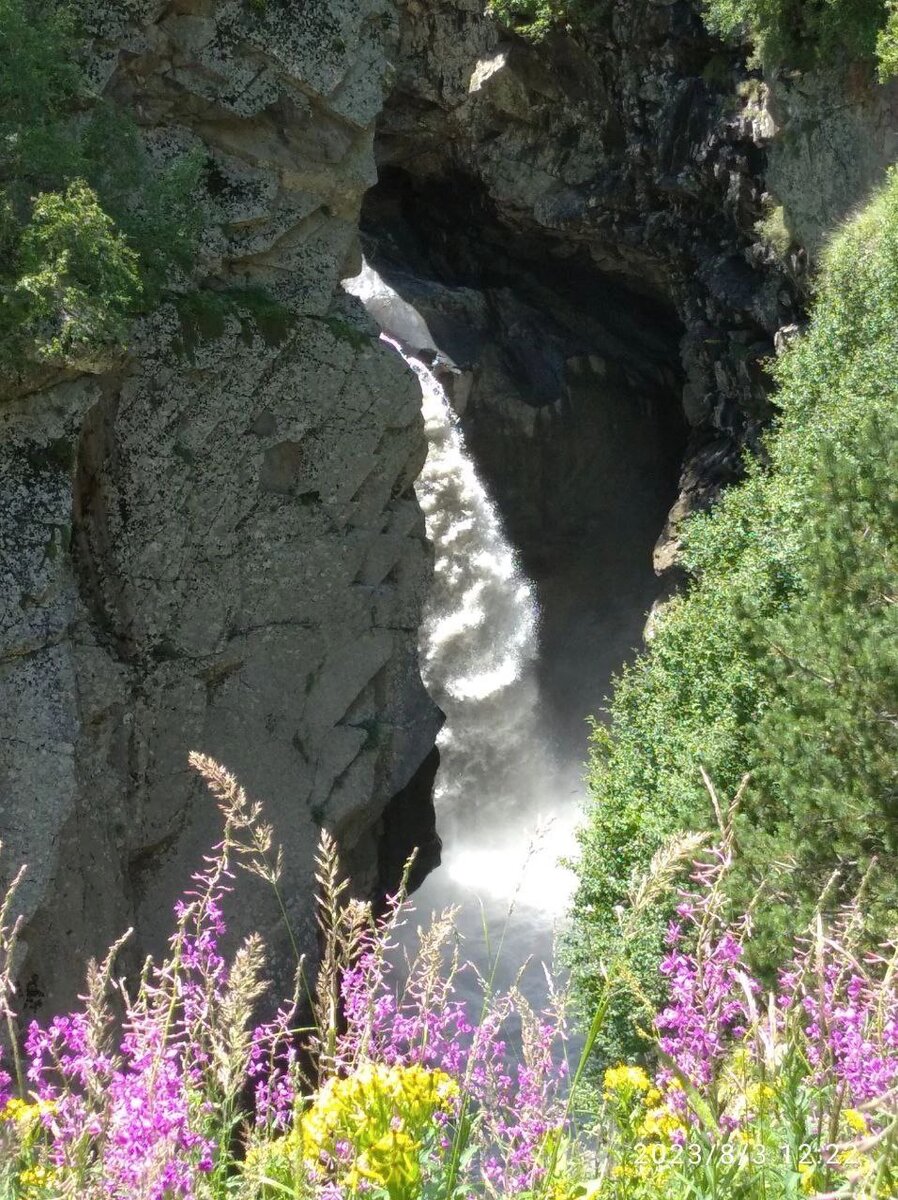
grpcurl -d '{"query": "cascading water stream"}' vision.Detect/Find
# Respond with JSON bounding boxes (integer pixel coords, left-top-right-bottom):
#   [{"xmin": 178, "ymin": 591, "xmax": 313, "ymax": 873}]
[
  {"xmin": 410, "ymin": 352, "xmax": 576, "ymax": 909},
  {"xmin": 344, "ymin": 263, "xmax": 580, "ymax": 1001}
]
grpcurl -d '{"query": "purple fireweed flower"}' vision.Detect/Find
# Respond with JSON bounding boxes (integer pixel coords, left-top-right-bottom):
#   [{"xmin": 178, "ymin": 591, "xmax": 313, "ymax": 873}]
[
  {"xmin": 249, "ymin": 1006, "xmax": 298, "ymax": 1131},
  {"xmin": 655, "ymin": 842, "xmax": 898, "ymax": 1136},
  {"xmin": 6, "ymin": 783, "xmax": 583, "ymax": 1200},
  {"xmin": 482, "ymin": 1017, "xmax": 569, "ymax": 1193},
  {"xmin": 332, "ymin": 909, "xmax": 570, "ymax": 1193},
  {"xmin": 787, "ymin": 956, "xmax": 898, "ymax": 1105},
  {"xmin": 26, "ymin": 1012, "xmax": 113, "ymax": 1096},
  {"xmin": 656, "ymin": 930, "xmax": 754, "ymax": 1088},
  {"xmin": 18, "ymin": 851, "xmax": 241, "ymax": 1190},
  {"xmin": 100, "ymin": 1044, "xmax": 214, "ymax": 1200}
]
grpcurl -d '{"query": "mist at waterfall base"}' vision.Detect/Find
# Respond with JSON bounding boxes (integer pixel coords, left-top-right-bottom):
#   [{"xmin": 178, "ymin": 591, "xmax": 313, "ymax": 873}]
[{"xmin": 345, "ymin": 263, "xmax": 583, "ymax": 1007}]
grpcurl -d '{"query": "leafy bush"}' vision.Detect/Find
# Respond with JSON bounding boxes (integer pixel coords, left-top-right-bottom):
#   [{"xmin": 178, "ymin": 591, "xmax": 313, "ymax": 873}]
[
  {"xmin": 487, "ymin": 0, "xmax": 898, "ymax": 69},
  {"xmin": 485, "ymin": 0, "xmax": 609, "ymax": 41},
  {"xmin": 3, "ymin": 182, "xmax": 142, "ymax": 366},
  {"xmin": 702, "ymin": 0, "xmax": 898, "ymax": 74},
  {"xmin": 486, "ymin": 0, "xmax": 560, "ymax": 40},
  {"xmin": 877, "ymin": 2, "xmax": 898, "ymax": 78},
  {"xmin": 570, "ymin": 170, "xmax": 898, "ymax": 1055},
  {"xmin": 0, "ymin": 0, "xmax": 202, "ymax": 370}
]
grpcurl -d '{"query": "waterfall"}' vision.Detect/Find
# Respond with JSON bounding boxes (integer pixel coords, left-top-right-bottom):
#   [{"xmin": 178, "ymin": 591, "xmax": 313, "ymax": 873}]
[
  {"xmin": 344, "ymin": 263, "xmax": 578, "ymax": 993},
  {"xmin": 407, "ymin": 349, "xmax": 576, "ymax": 913}
]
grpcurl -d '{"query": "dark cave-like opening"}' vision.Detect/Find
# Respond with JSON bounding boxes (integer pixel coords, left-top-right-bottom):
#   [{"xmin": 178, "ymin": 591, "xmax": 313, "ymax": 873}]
[{"xmin": 361, "ymin": 166, "xmax": 688, "ymax": 759}]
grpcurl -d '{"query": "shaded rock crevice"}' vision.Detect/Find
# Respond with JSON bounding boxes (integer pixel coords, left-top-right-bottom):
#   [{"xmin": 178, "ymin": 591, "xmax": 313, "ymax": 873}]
[
  {"xmin": 362, "ymin": 165, "xmax": 687, "ymax": 575},
  {"xmin": 365, "ymin": 0, "xmax": 898, "ymax": 587}
]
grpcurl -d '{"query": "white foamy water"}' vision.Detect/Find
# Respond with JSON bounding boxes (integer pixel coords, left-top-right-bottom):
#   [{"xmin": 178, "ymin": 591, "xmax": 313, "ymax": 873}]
[
  {"xmin": 344, "ymin": 262, "xmax": 579, "ymax": 994},
  {"xmin": 409, "ymin": 351, "xmax": 575, "ymax": 915}
]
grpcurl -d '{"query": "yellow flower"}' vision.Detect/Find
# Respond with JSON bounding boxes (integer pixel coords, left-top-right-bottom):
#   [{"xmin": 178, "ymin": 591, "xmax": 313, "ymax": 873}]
[
  {"xmin": 1, "ymin": 1097, "xmax": 32, "ymax": 1124},
  {"xmin": 844, "ymin": 1108, "xmax": 868, "ymax": 1133},
  {"xmin": 301, "ymin": 1062, "xmax": 457, "ymax": 1169},
  {"xmin": 347, "ymin": 1127, "xmax": 420, "ymax": 1192},
  {"xmin": 246, "ymin": 1063, "xmax": 459, "ymax": 1200},
  {"xmin": 837, "ymin": 1145, "xmax": 874, "ymax": 1177},
  {"xmin": 19, "ymin": 1165, "xmax": 51, "ymax": 1186},
  {"xmin": 603, "ymin": 1064, "xmax": 652, "ymax": 1098},
  {"xmin": 798, "ymin": 1161, "xmax": 818, "ymax": 1194},
  {"xmin": 14, "ymin": 1163, "xmax": 63, "ymax": 1196},
  {"xmin": 603, "ymin": 1063, "xmax": 656, "ymax": 1116},
  {"xmin": 636, "ymin": 1103, "xmax": 684, "ymax": 1142},
  {"xmin": 745, "ymin": 1082, "xmax": 775, "ymax": 1108},
  {"xmin": 0, "ymin": 1097, "xmax": 55, "ymax": 1139}
]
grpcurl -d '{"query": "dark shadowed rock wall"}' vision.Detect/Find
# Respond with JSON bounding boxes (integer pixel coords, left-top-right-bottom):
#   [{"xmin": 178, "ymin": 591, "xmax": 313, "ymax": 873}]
[{"xmin": 366, "ymin": 0, "xmax": 898, "ymax": 568}]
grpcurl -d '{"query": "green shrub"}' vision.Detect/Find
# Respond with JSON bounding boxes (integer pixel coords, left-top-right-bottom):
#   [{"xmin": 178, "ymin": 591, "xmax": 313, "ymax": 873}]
[
  {"xmin": 3, "ymin": 181, "xmax": 142, "ymax": 364},
  {"xmin": 486, "ymin": 0, "xmax": 559, "ymax": 39},
  {"xmin": 703, "ymin": 0, "xmax": 897, "ymax": 74},
  {"xmin": 485, "ymin": 0, "xmax": 609, "ymax": 40},
  {"xmin": 876, "ymin": 1, "xmax": 898, "ymax": 78},
  {"xmin": 488, "ymin": 0, "xmax": 898, "ymax": 68},
  {"xmin": 0, "ymin": 0, "xmax": 203, "ymax": 372},
  {"xmin": 755, "ymin": 203, "xmax": 792, "ymax": 256},
  {"xmin": 569, "ymin": 169, "xmax": 898, "ymax": 1057}
]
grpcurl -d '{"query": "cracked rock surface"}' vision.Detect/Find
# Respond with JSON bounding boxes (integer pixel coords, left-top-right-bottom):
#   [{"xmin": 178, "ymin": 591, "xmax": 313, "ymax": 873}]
[{"xmin": 0, "ymin": 0, "xmax": 440, "ymax": 1012}]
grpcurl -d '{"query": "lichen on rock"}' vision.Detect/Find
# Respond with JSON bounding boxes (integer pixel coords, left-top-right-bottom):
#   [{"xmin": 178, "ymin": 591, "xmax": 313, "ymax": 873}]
[{"xmin": 0, "ymin": 0, "xmax": 439, "ymax": 1013}]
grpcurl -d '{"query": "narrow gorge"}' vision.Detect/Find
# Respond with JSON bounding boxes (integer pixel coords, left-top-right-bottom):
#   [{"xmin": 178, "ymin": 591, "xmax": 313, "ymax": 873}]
[{"xmin": 1, "ymin": 0, "xmax": 896, "ymax": 1021}]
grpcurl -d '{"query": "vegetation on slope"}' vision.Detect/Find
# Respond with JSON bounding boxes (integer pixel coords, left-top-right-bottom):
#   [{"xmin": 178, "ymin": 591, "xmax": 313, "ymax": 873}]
[
  {"xmin": 487, "ymin": 0, "xmax": 898, "ymax": 80},
  {"xmin": 703, "ymin": 0, "xmax": 898, "ymax": 76},
  {"xmin": 0, "ymin": 0, "xmax": 201, "ymax": 371},
  {"xmin": 569, "ymin": 170, "xmax": 898, "ymax": 1058},
  {"xmin": 484, "ymin": 0, "xmax": 601, "ymax": 41}
]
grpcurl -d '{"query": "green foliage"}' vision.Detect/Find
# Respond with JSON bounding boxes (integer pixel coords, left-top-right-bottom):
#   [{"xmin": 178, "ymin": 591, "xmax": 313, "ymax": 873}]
[
  {"xmin": 486, "ymin": 0, "xmax": 561, "ymax": 39},
  {"xmin": 755, "ymin": 203, "xmax": 792, "ymax": 257},
  {"xmin": 702, "ymin": 0, "xmax": 898, "ymax": 74},
  {"xmin": 489, "ymin": 0, "xmax": 898, "ymax": 64},
  {"xmin": 570, "ymin": 169, "xmax": 898, "ymax": 1056},
  {"xmin": 876, "ymin": 1, "xmax": 898, "ymax": 79},
  {"xmin": 0, "ymin": 0, "xmax": 83, "ymax": 183},
  {"xmin": 2, "ymin": 181, "xmax": 142, "ymax": 364},
  {"xmin": 0, "ymin": 0, "xmax": 203, "ymax": 372},
  {"xmin": 485, "ymin": 0, "xmax": 608, "ymax": 41}
]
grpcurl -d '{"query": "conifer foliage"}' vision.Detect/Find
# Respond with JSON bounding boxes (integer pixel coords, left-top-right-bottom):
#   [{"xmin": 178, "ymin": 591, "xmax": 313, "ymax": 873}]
[{"xmin": 702, "ymin": 0, "xmax": 895, "ymax": 70}]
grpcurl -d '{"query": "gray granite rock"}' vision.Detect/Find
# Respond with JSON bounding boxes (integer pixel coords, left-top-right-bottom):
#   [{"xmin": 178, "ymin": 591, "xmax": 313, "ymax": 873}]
[
  {"xmin": 0, "ymin": 0, "xmax": 440, "ymax": 1012},
  {"xmin": 764, "ymin": 66, "xmax": 898, "ymax": 258}
]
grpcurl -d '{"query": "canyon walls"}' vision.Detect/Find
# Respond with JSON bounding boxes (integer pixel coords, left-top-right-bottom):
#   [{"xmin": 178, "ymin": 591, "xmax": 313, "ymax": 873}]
[
  {"xmin": 366, "ymin": 0, "xmax": 898, "ymax": 568},
  {"xmin": 2, "ymin": 0, "xmax": 897, "ymax": 1014},
  {"xmin": 0, "ymin": 0, "xmax": 440, "ymax": 1012}
]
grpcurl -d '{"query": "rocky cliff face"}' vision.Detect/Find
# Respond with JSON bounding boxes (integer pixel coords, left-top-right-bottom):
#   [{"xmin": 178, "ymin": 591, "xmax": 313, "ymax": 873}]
[
  {"xmin": 364, "ymin": 0, "xmax": 898, "ymax": 569},
  {"xmin": 2, "ymin": 0, "xmax": 896, "ymax": 1014},
  {"xmin": 0, "ymin": 0, "xmax": 440, "ymax": 1012}
]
